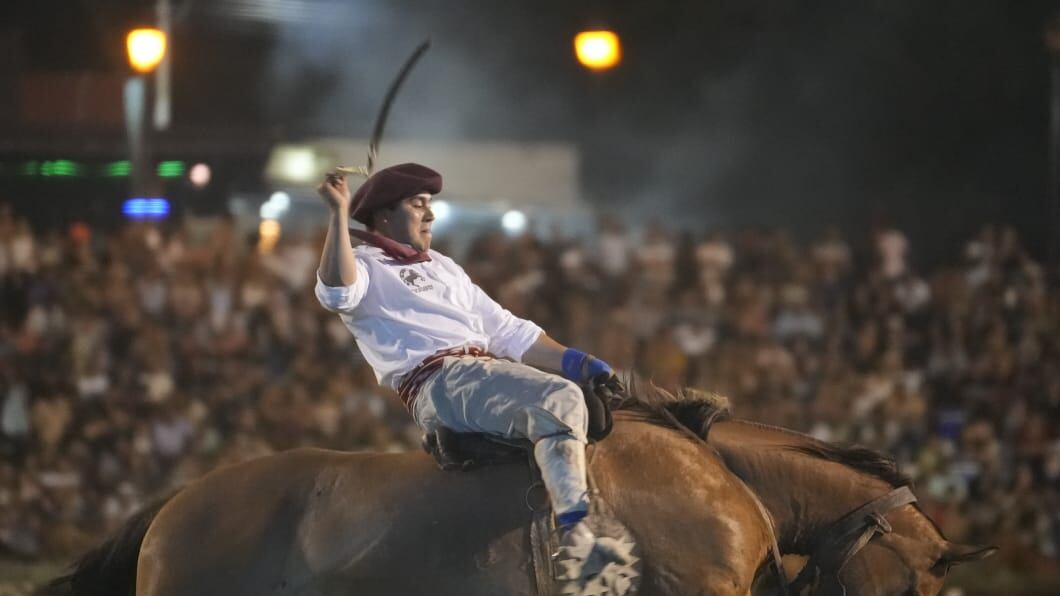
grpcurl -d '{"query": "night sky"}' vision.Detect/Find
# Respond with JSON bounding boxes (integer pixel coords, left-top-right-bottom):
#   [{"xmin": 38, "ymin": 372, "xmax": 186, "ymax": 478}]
[{"xmin": 3, "ymin": 0, "xmax": 1058, "ymax": 263}]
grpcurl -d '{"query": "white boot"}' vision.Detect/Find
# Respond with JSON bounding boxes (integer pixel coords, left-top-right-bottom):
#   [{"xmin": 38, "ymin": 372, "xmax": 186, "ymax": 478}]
[
  {"xmin": 533, "ymin": 434, "xmax": 590, "ymax": 515},
  {"xmin": 535, "ymin": 435, "xmax": 638, "ymax": 594}
]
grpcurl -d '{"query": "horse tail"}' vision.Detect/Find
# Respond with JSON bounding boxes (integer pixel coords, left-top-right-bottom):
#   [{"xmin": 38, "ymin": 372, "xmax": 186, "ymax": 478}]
[{"xmin": 37, "ymin": 491, "xmax": 178, "ymax": 596}]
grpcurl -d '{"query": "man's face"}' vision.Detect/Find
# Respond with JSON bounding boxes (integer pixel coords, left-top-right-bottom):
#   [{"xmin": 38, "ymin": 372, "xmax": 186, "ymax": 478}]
[{"xmin": 379, "ymin": 193, "xmax": 435, "ymax": 251}]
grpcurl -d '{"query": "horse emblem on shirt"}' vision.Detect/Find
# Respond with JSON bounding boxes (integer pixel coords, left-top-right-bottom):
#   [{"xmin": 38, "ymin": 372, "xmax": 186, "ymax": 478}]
[{"xmin": 400, "ymin": 268, "xmax": 434, "ymax": 293}]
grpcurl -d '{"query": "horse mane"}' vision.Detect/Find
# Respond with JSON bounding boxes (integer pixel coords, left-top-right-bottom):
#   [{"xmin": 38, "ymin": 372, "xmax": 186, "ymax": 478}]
[
  {"xmin": 730, "ymin": 419, "xmax": 913, "ymax": 488},
  {"xmin": 787, "ymin": 439, "xmax": 911, "ymax": 488},
  {"xmin": 616, "ymin": 375, "xmax": 732, "ymax": 439},
  {"xmin": 618, "ymin": 376, "xmax": 910, "ymax": 488}
]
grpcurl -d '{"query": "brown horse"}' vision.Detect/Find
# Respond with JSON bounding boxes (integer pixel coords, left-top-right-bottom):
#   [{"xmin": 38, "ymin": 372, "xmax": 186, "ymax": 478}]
[
  {"xmin": 700, "ymin": 418, "xmax": 997, "ymax": 595},
  {"xmin": 45, "ymin": 407, "xmax": 778, "ymax": 596}
]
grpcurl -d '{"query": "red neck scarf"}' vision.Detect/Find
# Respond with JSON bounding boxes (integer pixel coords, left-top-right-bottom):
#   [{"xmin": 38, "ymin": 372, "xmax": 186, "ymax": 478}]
[{"xmin": 349, "ymin": 229, "xmax": 431, "ymax": 264}]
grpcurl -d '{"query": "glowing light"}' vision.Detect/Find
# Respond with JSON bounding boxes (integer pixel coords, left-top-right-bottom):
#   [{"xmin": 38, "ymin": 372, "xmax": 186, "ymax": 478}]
[
  {"xmin": 122, "ymin": 198, "xmax": 170, "ymax": 219},
  {"xmin": 431, "ymin": 200, "xmax": 451, "ymax": 221},
  {"xmin": 189, "ymin": 163, "xmax": 211, "ymax": 188},
  {"xmin": 574, "ymin": 30, "xmax": 621, "ymax": 71},
  {"xmin": 126, "ymin": 28, "xmax": 167, "ymax": 74},
  {"xmin": 258, "ymin": 219, "xmax": 282, "ymax": 253},
  {"xmin": 274, "ymin": 147, "xmax": 317, "ymax": 183},
  {"xmin": 260, "ymin": 191, "xmax": 291, "ymax": 220},
  {"xmin": 156, "ymin": 160, "xmax": 185, "ymax": 178},
  {"xmin": 269, "ymin": 191, "xmax": 290, "ymax": 210},
  {"xmin": 104, "ymin": 161, "xmax": 131, "ymax": 177},
  {"xmin": 18, "ymin": 161, "xmax": 39, "ymax": 176},
  {"xmin": 69, "ymin": 222, "xmax": 92, "ymax": 244},
  {"xmin": 39, "ymin": 160, "xmax": 82, "ymax": 177},
  {"xmin": 11, "ymin": 160, "xmax": 84, "ymax": 177},
  {"xmin": 501, "ymin": 210, "xmax": 527, "ymax": 233}
]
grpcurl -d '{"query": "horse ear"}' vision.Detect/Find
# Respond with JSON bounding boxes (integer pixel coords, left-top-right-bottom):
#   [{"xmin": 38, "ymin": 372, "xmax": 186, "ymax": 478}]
[{"xmin": 937, "ymin": 542, "xmax": 998, "ymax": 567}]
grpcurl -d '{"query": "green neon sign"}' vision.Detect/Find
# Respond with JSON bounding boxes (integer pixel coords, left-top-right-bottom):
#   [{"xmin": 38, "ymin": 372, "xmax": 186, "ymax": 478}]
[
  {"xmin": 39, "ymin": 160, "xmax": 82, "ymax": 177},
  {"xmin": 104, "ymin": 160, "xmax": 132, "ymax": 177},
  {"xmin": 157, "ymin": 160, "xmax": 185, "ymax": 178}
]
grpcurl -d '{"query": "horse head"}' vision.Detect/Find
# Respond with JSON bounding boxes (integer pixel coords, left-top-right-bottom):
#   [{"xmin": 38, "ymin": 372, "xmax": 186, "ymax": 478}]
[
  {"xmin": 615, "ymin": 380, "xmax": 999, "ymax": 595},
  {"xmin": 833, "ymin": 537, "xmax": 996, "ymax": 595},
  {"xmin": 787, "ymin": 480, "xmax": 998, "ymax": 596}
]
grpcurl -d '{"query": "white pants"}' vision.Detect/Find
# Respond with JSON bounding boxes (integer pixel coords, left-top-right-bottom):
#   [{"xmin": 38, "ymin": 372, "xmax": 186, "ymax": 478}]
[{"xmin": 413, "ymin": 356, "xmax": 591, "ymax": 516}]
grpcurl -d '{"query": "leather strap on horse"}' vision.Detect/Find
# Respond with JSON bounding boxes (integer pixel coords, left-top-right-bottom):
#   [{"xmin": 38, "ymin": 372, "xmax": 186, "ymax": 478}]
[
  {"xmin": 526, "ymin": 451, "xmax": 555, "ymax": 596},
  {"xmin": 655, "ymin": 407, "xmax": 789, "ymax": 595},
  {"xmin": 788, "ymin": 485, "xmax": 917, "ymax": 595},
  {"xmin": 530, "ymin": 512, "xmax": 554, "ymax": 596}
]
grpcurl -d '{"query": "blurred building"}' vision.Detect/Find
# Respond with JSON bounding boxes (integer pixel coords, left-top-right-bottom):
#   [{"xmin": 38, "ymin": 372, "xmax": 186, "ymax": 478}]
[{"xmin": 259, "ymin": 138, "xmax": 590, "ymax": 255}]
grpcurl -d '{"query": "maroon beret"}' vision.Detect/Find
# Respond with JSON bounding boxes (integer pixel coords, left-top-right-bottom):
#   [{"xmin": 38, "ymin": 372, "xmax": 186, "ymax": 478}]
[{"xmin": 351, "ymin": 163, "xmax": 442, "ymax": 225}]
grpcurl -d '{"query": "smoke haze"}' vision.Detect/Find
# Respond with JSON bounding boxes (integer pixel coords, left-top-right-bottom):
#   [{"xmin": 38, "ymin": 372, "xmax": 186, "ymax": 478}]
[{"xmin": 244, "ymin": 0, "xmax": 1053, "ymax": 259}]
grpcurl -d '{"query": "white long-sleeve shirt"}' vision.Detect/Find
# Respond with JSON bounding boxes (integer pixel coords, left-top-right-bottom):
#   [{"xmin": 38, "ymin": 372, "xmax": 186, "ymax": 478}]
[{"xmin": 315, "ymin": 245, "xmax": 543, "ymax": 391}]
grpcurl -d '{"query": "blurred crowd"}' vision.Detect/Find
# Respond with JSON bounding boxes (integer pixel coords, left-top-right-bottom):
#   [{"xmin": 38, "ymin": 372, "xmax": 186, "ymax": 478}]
[{"xmin": 0, "ymin": 202, "xmax": 1057, "ymax": 576}]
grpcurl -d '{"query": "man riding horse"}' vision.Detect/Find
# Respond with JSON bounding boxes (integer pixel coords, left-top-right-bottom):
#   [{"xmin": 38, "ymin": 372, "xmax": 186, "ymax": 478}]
[{"xmin": 314, "ymin": 163, "xmax": 629, "ymax": 574}]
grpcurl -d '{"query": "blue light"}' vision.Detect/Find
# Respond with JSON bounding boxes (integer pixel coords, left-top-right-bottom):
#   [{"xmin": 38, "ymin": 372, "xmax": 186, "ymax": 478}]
[{"xmin": 122, "ymin": 198, "xmax": 170, "ymax": 219}]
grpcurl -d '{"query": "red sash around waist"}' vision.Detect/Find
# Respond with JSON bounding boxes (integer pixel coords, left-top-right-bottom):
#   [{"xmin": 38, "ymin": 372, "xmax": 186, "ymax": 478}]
[{"xmin": 396, "ymin": 345, "xmax": 494, "ymax": 412}]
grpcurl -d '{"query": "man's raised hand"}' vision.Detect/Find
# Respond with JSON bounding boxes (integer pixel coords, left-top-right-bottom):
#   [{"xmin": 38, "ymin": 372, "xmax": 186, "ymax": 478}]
[{"xmin": 317, "ymin": 172, "xmax": 352, "ymax": 213}]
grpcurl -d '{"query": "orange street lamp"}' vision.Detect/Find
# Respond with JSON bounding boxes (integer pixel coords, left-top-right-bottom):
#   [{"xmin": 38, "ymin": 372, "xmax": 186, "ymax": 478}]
[
  {"xmin": 574, "ymin": 30, "xmax": 621, "ymax": 71},
  {"xmin": 126, "ymin": 28, "xmax": 167, "ymax": 74}
]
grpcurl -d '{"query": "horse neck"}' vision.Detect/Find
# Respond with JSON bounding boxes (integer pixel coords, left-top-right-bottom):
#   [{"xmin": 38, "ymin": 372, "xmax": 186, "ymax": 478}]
[{"xmin": 709, "ymin": 420, "xmax": 903, "ymax": 554}]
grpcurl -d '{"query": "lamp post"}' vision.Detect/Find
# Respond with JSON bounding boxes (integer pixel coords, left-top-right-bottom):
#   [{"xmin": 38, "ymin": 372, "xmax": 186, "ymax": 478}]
[
  {"xmin": 124, "ymin": 27, "xmax": 167, "ymax": 200},
  {"xmin": 574, "ymin": 30, "xmax": 621, "ymax": 72},
  {"xmin": 127, "ymin": 28, "xmax": 167, "ymax": 74},
  {"xmin": 1046, "ymin": 16, "xmax": 1060, "ymax": 279},
  {"xmin": 573, "ymin": 27, "xmax": 622, "ymax": 213}
]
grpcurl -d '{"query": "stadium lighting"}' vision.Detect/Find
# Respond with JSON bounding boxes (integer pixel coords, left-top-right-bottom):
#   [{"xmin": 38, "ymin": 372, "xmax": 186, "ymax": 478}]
[
  {"xmin": 260, "ymin": 191, "xmax": 292, "ymax": 220},
  {"xmin": 501, "ymin": 210, "xmax": 527, "ymax": 233},
  {"xmin": 39, "ymin": 160, "xmax": 82, "ymax": 177},
  {"xmin": 126, "ymin": 28, "xmax": 167, "ymax": 74},
  {"xmin": 188, "ymin": 163, "xmax": 211, "ymax": 188},
  {"xmin": 122, "ymin": 198, "xmax": 170, "ymax": 219},
  {"xmin": 104, "ymin": 160, "xmax": 132, "ymax": 177},
  {"xmin": 574, "ymin": 30, "xmax": 621, "ymax": 71},
  {"xmin": 431, "ymin": 200, "xmax": 451, "ymax": 221},
  {"xmin": 269, "ymin": 191, "xmax": 291, "ymax": 210},
  {"xmin": 18, "ymin": 161, "xmax": 39, "ymax": 176},
  {"xmin": 156, "ymin": 160, "xmax": 185, "ymax": 178},
  {"xmin": 268, "ymin": 146, "xmax": 318, "ymax": 184},
  {"xmin": 258, "ymin": 219, "xmax": 282, "ymax": 253}
]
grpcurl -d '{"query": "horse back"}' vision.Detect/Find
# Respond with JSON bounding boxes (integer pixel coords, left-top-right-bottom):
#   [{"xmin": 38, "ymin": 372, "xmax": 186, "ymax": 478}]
[
  {"xmin": 137, "ymin": 422, "xmax": 778, "ymax": 596},
  {"xmin": 137, "ymin": 448, "xmax": 539, "ymax": 596}
]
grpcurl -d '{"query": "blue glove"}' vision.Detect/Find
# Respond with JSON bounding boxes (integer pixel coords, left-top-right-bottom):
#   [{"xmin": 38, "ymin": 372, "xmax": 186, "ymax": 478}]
[{"xmin": 561, "ymin": 348, "xmax": 613, "ymax": 383}]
